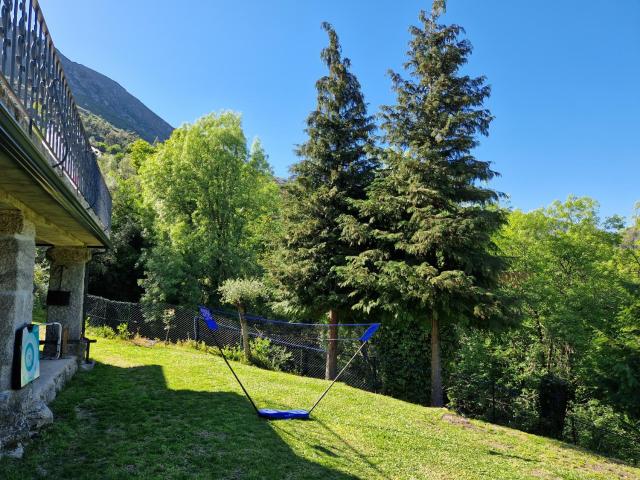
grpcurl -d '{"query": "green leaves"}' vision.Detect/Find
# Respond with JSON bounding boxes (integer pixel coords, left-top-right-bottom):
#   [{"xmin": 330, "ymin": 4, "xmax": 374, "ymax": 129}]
[
  {"xmin": 219, "ymin": 278, "xmax": 268, "ymax": 309},
  {"xmin": 139, "ymin": 112, "xmax": 280, "ymax": 306}
]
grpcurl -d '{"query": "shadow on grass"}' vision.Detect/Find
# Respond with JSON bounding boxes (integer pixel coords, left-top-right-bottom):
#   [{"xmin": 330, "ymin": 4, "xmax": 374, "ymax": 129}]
[
  {"xmin": 271, "ymin": 417, "xmax": 386, "ymax": 478},
  {"xmin": 0, "ymin": 362, "xmax": 358, "ymax": 480}
]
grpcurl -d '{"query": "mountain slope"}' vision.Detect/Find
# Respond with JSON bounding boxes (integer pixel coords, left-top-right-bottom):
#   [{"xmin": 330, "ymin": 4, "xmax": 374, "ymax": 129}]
[
  {"xmin": 58, "ymin": 51, "xmax": 173, "ymax": 143},
  {"xmin": 78, "ymin": 108, "xmax": 138, "ymax": 147},
  {"xmin": 1, "ymin": 335, "xmax": 637, "ymax": 479}
]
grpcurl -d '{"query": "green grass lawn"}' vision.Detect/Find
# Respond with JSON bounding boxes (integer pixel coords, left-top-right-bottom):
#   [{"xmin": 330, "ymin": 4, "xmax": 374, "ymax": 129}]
[{"xmin": 1, "ymin": 336, "xmax": 638, "ymax": 480}]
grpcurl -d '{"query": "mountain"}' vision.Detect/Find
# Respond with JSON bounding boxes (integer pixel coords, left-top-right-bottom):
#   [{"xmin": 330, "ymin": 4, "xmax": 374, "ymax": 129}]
[
  {"xmin": 78, "ymin": 108, "xmax": 138, "ymax": 148},
  {"xmin": 58, "ymin": 51, "xmax": 173, "ymax": 143}
]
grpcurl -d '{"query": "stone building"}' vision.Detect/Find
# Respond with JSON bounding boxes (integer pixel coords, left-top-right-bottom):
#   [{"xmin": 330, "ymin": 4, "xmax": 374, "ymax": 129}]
[{"xmin": 0, "ymin": 1, "xmax": 111, "ymax": 455}]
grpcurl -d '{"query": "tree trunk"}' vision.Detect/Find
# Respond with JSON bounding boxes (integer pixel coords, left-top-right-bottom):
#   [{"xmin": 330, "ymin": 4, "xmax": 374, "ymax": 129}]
[
  {"xmin": 238, "ymin": 304, "xmax": 251, "ymax": 362},
  {"xmin": 325, "ymin": 309, "xmax": 338, "ymax": 380},
  {"xmin": 431, "ymin": 312, "xmax": 444, "ymax": 407}
]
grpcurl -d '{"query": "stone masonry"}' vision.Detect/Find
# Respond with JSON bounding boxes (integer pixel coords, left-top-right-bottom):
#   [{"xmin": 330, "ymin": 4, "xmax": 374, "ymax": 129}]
[{"xmin": 45, "ymin": 246, "xmax": 92, "ymax": 358}]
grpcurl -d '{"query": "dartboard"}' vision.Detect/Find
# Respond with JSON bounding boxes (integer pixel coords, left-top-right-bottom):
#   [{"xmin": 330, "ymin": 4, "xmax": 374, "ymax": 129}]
[{"xmin": 13, "ymin": 324, "xmax": 40, "ymax": 389}]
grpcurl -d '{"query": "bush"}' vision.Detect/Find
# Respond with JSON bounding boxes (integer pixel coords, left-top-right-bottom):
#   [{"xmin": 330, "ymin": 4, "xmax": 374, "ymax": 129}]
[
  {"xmin": 88, "ymin": 323, "xmax": 132, "ymax": 340},
  {"xmin": 220, "ymin": 338, "xmax": 293, "ymax": 372},
  {"xmin": 116, "ymin": 323, "xmax": 132, "ymax": 340},
  {"xmin": 250, "ymin": 337, "xmax": 293, "ymax": 372},
  {"xmin": 220, "ymin": 344, "xmax": 245, "ymax": 362},
  {"xmin": 564, "ymin": 399, "xmax": 640, "ymax": 464},
  {"xmin": 90, "ymin": 325, "xmax": 117, "ymax": 339},
  {"xmin": 373, "ymin": 312, "xmax": 431, "ymax": 405}
]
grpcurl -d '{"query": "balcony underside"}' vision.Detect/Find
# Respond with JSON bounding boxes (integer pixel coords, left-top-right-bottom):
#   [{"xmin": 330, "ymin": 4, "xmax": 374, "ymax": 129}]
[{"xmin": 0, "ymin": 104, "xmax": 110, "ymax": 248}]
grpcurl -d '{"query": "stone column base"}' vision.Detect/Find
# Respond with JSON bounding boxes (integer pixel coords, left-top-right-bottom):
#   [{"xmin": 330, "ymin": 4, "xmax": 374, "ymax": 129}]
[{"xmin": 45, "ymin": 247, "xmax": 92, "ymax": 359}]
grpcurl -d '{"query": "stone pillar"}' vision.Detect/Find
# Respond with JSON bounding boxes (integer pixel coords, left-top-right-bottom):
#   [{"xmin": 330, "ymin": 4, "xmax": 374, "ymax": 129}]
[
  {"xmin": 0, "ymin": 210, "xmax": 35, "ymax": 392},
  {"xmin": 45, "ymin": 247, "xmax": 91, "ymax": 358}
]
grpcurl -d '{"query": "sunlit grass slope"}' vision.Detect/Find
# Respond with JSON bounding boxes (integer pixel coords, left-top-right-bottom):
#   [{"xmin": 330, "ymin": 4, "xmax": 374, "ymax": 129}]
[{"xmin": 1, "ymin": 336, "xmax": 638, "ymax": 479}]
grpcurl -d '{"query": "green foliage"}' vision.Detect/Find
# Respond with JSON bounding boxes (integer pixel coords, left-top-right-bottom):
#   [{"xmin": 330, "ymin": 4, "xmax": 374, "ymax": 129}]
[
  {"xmin": 495, "ymin": 197, "xmax": 635, "ymax": 389},
  {"xmin": 89, "ymin": 325, "xmax": 118, "ymax": 339},
  {"xmin": 89, "ymin": 324, "xmax": 132, "ymax": 340},
  {"xmin": 219, "ymin": 278, "xmax": 268, "ymax": 308},
  {"xmin": 267, "ymin": 23, "xmax": 377, "ymax": 318},
  {"xmin": 116, "ymin": 323, "xmax": 132, "ymax": 340},
  {"xmin": 139, "ymin": 112, "xmax": 280, "ymax": 306},
  {"xmin": 79, "ymin": 108, "xmax": 138, "ymax": 147},
  {"xmin": 32, "ymin": 247, "xmax": 49, "ymax": 321},
  {"xmin": 449, "ymin": 197, "xmax": 640, "ymax": 461},
  {"xmin": 220, "ymin": 338, "xmax": 292, "ymax": 372},
  {"xmin": 219, "ymin": 343, "xmax": 245, "ymax": 362},
  {"xmin": 447, "ymin": 328, "xmax": 540, "ymax": 432},
  {"xmin": 564, "ymin": 399, "xmax": 640, "ymax": 463},
  {"xmin": 583, "ymin": 300, "xmax": 640, "ymax": 419},
  {"xmin": 248, "ymin": 337, "xmax": 294, "ymax": 372},
  {"xmin": 337, "ymin": 4, "xmax": 506, "ymax": 405},
  {"xmin": 88, "ymin": 141, "xmax": 154, "ymax": 302},
  {"xmin": 372, "ymin": 312, "xmax": 431, "ymax": 404}
]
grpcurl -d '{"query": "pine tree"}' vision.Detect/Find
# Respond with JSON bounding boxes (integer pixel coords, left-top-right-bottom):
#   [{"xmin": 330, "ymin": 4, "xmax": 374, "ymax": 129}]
[
  {"xmin": 271, "ymin": 22, "xmax": 377, "ymax": 379},
  {"xmin": 337, "ymin": 1, "xmax": 506, "ymax": 405}
]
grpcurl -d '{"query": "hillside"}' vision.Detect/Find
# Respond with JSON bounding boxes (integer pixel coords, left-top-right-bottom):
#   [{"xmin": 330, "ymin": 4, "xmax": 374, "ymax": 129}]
[
  {"xmin": 78, "ymin": 108, "xmax": 138, "ymax": 147},
  {"xmin": 58, "ymin": 51, "xmax": 173, "ymax": 143},
  {"xmin": 1, "ymin": 335, "xmax": 637, "ymax": 479}
]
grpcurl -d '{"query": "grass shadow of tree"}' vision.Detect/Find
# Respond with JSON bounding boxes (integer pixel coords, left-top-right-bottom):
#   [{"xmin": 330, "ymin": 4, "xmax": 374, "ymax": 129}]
[{"xmin": 0, "ymin": 362, "xmax": 358, "ymax": 480}]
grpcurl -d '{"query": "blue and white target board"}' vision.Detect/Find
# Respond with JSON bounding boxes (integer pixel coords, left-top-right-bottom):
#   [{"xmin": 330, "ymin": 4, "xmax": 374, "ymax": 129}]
[{"xmin": 13, "ymin": 324, "xmax": 40, "ymax": 389}]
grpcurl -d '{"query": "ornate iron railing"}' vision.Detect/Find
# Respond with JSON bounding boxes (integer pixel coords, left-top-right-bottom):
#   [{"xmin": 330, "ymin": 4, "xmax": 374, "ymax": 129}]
[{"xmin": 0, "ymin": 0, "xmax": 111, "ymax": 233}]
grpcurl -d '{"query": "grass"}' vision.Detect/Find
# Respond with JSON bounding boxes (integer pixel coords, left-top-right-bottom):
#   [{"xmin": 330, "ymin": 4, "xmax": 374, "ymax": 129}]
[{"xmin": 1, "ymin": 335, "xmax": 639, "ymax": 479}]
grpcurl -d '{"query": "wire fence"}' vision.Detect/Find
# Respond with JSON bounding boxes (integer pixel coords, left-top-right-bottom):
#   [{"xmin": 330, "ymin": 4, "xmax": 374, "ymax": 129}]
[
  {"xmin": 85, "ymin": 294, "xmax": 639, "ymax": 465},
  {"xmin": 446, "ymin": 372, "xmax": 640, "ymax": 465},
  {"xmin": 85, "ymin": 294, "xmax": 382, "ymax": 393}
]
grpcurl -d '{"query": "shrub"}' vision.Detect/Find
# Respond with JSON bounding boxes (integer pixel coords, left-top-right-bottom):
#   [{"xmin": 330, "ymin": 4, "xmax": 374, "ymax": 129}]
[
  {"xmin": 90, "ymin": 325, "xmax": 117, "ymax": 339},
  {"xmin": 564, "ymin": 399, "xmax": 640, "ymax": 464},
  {"xmin": 220, "ymin": 344, "xmax": 245, "ymax": 363},
  {"xmin": 250, "ymin": 337, "xmax": 293, "ymax": 372},
  {"xmin": 116, "ymin": 323, "xmax": 132, "ymax": 340},
  {"xmin": 219, "ymin": 338, "xmax": 293, "ymax": 372}
]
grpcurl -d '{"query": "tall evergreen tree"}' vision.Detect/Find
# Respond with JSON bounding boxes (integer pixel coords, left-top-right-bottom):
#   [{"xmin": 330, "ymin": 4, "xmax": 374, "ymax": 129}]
[
  {"xmin": 338, "ymin": 1, "xmax": 506, "ymax": 405},
  {"xmin": 270, "ymin": 23, "xmax": 377, "ymax": 379}
]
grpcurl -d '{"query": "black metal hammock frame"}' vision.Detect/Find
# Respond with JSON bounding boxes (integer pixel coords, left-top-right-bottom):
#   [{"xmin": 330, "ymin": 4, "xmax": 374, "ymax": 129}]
[{"xmin": 198, "ymin": 306, "xmax": 380, "ymax": 420}]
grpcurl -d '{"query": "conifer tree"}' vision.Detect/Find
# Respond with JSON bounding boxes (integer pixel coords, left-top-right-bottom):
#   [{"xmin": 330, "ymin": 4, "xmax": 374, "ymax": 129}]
[
  {"xmin": 271, "ymin": 23, "xmax": 377, "ymax": 379},
  {"xmin": 338, "ymin": 1, "xmax": 506, "ymax": 405}
]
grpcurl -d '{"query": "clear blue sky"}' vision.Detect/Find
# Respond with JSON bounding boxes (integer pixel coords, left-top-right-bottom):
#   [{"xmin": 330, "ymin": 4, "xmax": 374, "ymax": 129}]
[{"xmin": 40, "ymin": 0, "xmax": 639, "ymax": 221}]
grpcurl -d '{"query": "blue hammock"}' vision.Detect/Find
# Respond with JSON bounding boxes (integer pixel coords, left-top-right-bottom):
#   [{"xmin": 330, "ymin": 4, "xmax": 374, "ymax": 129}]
[{"xmin": 198, "ymin": 306, "xmax": 380, "ymax": 420}]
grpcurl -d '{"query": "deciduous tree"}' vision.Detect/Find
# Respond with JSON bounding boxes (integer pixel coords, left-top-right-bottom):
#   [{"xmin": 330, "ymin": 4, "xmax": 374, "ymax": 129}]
[{"xmin": 140, "ymin": 112, "xmax": 279, "ymax": 306}]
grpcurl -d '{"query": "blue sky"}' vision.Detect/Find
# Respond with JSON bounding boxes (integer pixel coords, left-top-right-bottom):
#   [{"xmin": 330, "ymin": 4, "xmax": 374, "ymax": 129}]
[{"xmin": 41, "ymin": 0, "xmax": 639, "ymax": 221}]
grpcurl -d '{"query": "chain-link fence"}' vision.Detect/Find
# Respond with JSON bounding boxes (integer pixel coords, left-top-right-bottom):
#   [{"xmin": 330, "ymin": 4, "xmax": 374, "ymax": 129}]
[
  {"xmin": 446, "ymin": 371, "xmax": 640, "ymax": 465},
  {"xmin": 85, "ymin": 294, "xmax": 639, "ymax": 465},
  {"xmin": 85, "ymin": 294, "xmax": 381, "ymax": 393}
]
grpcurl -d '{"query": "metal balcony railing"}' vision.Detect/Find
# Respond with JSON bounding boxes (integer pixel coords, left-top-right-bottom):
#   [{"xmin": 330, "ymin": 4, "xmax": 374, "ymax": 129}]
[{"xmin": 0, "ymin": 0, "xmax": 111, "ymax": 233}]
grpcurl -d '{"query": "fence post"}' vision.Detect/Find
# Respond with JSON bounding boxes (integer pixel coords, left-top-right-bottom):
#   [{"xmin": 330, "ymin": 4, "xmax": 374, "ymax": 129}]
[{"xmin": 193, "ymin": 314, "xmax": 200, "ymax": 342}]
